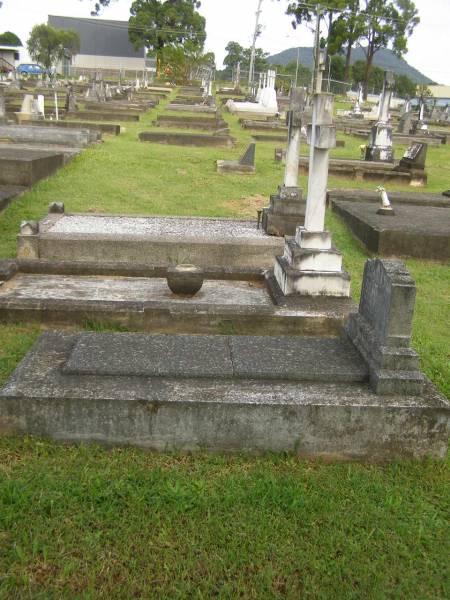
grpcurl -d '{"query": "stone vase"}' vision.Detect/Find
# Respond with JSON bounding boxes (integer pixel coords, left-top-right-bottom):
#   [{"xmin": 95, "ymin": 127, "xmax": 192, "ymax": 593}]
[{"xmin": 166, "ymin": 264, "xmax": 204, "ymax": 296}]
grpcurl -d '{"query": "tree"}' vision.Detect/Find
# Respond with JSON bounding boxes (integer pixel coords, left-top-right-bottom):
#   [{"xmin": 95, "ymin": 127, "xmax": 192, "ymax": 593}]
[
  {"xmin": 222, "ymin": 41, "xmax": 269, "ymax": 78},
  {"xmin": 351, "ymin": 60, "xmax": 384, "ymax": 93},
  {"xmin": 0, "ymin": 31, "xmax": 22, "ymax": 46},
  {"xmin": 358, "ymin": 0, "xmax": 419, "ymax": 98},
  {"xmin": 128, "ymin": 0, "xmax": 206, "ymax": 67},
  {"xmin": 394, "ymin": 73, "xmax": 416, "ymax": 98},
  {"xmin": 328, "ymin": 1, "xmax": 365, "ymax": 81},
  {"xmin": 27, "ymin": 24, "xmax": 80, "ymax": 73},
  {"xmin": 282, "ymin": 0, "xmax": 349, "ymax": 49},
  {"xmin": 161, "ymin": 43, "xmax": 214, "ymax": 81}
]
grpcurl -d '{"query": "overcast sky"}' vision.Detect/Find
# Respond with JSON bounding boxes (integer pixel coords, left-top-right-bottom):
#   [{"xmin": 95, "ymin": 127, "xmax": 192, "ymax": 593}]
[{"xmin": 1, "ymin": 0, "xmax": 449, "ymax": 84}]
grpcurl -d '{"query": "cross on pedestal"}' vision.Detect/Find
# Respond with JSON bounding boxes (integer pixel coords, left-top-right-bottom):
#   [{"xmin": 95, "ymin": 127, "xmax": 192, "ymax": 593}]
[{"xmin": 273, "ymin": 91, "xmax": 350, "ymax": 297}]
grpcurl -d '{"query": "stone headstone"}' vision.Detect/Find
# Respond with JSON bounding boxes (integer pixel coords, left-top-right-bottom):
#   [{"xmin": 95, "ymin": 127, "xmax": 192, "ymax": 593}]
[
  {"xmin": 345, "ymin": 259, "xmax": 424, "ymax": 394},
  {"xmin": 65, "ymin": 85, "xmax": 77, "ymax": 112},
  {"xmin": 399, "ymin": 142, "xmax": 428, "ymax": 171},
  {"xmin": 21, "ymin": 94, "xmax": 34, "ymax": 114},
  {"xmin": 397, "ymin": 111, "xmax": 413, "ymax": 134}
]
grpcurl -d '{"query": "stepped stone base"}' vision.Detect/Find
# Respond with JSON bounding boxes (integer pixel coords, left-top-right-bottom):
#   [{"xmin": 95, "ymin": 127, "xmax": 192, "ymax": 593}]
[
  {"xmin": 1, "ymin": 331, "xmax": 448, "ymax": 460},
  {"xmin": 274, "ymin": 256, "xmax": 351, "ymax": 297}
]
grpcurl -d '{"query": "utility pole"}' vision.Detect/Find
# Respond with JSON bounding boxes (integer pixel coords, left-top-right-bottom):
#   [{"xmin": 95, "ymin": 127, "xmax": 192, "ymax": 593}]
[
  {"xmin": 294, "ymin": 46, "xmax": 300, "ymax": 87},
  {"xmin": 311, "ymin": 3, "xmax": 323, "ymax": 94},
  {"xmin": 248, "ymin": 0, "xmax": 263, "ymax": 87}
]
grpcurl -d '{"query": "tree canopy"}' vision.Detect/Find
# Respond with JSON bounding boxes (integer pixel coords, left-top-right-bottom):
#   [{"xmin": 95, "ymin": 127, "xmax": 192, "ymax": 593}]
[
  {"xmin": 27, "ymin": 24, "xmax": 80, "ymax": 72},
  {"xmin": 0, "ymin": 31, "xmax": 22, "ymax": 46},
  {"xmin": 128, "ymin": 0, "xmax": 206, "ymax": 61},
  {"xmin": 222, "ymin": 41, "xmax": 269, "ymax": 78}
]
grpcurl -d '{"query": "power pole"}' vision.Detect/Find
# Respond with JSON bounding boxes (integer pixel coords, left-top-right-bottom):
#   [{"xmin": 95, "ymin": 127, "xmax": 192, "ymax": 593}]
[
  {"xmin": 248, "ymin": 0, "xmax": 263, "ymax": 87},
  {"xmin": 311, "ymin": 3, "xmax": 323, "ymax": 94}
]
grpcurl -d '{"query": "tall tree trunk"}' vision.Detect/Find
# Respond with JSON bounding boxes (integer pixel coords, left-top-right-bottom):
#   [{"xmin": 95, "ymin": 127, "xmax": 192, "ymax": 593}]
[
  {"xmin": 344, "ymin": 42, "xmax": 352, "ymax": 82},
  {"xmin": 363, "ymin": 48, "xmax": 374, "ymax": 100}
]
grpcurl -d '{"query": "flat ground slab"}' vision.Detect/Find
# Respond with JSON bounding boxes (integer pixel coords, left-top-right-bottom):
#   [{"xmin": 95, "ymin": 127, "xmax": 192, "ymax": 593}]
[
  {"xmin": 0, "ymin": 272, "xmax": 353, "ymax": 336},
  {"xmin": 0, "ymin": 331, "xmax": 448, "ymax": 460},
  {"xmin": 19, "ymin": 213, "xmax": 284, "ymax": 270},
  {"xmin": 332, "ymin": 200, "xmax": 450, "ymax": 259}
]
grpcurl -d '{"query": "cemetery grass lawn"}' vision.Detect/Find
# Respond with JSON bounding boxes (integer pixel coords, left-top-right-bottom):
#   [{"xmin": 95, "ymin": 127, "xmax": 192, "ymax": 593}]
[{"xmin": 0, "ymin": 91, "xmax": 449, "ymax": 598}]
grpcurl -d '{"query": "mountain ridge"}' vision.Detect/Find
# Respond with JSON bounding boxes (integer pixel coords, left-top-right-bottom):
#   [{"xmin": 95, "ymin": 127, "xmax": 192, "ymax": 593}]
[{"xmin": 267, "ymin": 47, "xmax": 434, "ymax": 84}]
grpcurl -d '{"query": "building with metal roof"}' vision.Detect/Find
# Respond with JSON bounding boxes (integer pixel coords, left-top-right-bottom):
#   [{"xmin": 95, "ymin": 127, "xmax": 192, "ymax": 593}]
[{"xmin": 48, "ymin": 15, "xmax": 146, "ymax": 74}]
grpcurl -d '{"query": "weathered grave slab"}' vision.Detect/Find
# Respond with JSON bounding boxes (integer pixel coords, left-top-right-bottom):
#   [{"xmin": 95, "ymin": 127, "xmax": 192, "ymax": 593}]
[
  {"xmin": 0, "ymin": 265, "xmax": 354, "ymax": 336},
  {"xmin": 28, "ymin": 119, "xmax": 120, "ymax": 135},
  {"xmin": 299, "ymin": 156, "xmax": 425, "ymax": 186},
  {"xmin": 327, "ymin": 188, "xmax": 450, "ymax": 208},
  {"xmin": 17, "ymin": 213, "xmax": 283, "ymax": 269},
  {"xmin": 154, "ymin": 115, "xmax": 228, "ymax": 131},
  {"xmin": 66, "ymin": 110, "xmax": 139, "ymax": 122},
  {"xmin": 332, "ymin": 200, "xmax": 450, "ymax": 259},
  {"xmin": 0, "ymin": 147, "xmax": 64, "ymax": 186},
  {"xmin": 0, "ymin": 124, "xmax": 99, "ymax": 147},
  {"xmin": 0, "ymin": 330, "xmax": 447, "ymax": 459},
  {"xmin": 139, "ymin": 131, "xmax": 234, "ymax": 148}
]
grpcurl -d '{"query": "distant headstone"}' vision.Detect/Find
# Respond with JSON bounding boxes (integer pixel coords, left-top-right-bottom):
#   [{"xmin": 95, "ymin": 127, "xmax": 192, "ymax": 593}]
[
  {"xmin": 65, "ymin": 85, "xmax": 77, "ymax": 112},
  {"xmin": 0, "ymin": 89, "xmax": 5, "ymax": 122},
  {"xmin": 397, "ymin": 111, "xmax": 413, "ymax": 134},
  {"xmin": 345, "ymin": 259, "xmax": 424, "ymax": 394}
]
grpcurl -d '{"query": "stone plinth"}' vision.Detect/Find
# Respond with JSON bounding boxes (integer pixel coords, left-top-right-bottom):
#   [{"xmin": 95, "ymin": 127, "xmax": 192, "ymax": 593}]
[{"xmin": 0, "ymin": 124, "xmax": 98, "ymax": 148}]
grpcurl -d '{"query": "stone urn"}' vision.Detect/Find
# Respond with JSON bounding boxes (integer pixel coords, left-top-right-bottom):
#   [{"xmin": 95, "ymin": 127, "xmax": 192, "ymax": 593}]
[{"xmin": 166, "ymin": 264, "xmax": 204, "ymax": 296}]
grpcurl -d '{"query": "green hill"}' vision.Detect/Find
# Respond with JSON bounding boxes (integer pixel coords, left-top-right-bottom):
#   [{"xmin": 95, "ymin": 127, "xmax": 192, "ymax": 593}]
[{"xmin": 268, "ymin": 47, "xmax": 434, "ymax": 84}]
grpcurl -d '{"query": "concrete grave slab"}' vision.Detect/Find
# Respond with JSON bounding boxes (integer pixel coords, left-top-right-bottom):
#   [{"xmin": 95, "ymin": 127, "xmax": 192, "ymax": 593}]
[
  {"xmin": 0, "ymin": 147, "xmax": 64, "ymax": 186},
  {"xmin": 139, "ymin": 131, "xmax": 235, "ymax": 148},
  {"xmin": 27, "ymin": 120, "xmax": 120, "ymax": 135},
  {"xmin": 66, "ymin": 111, "xmax": 139, "ymax": 122},
  {"xmin": 332, "ymin": 200, "xmax": 450, "ymax": 259},
  {"xmin": 0, "ymin": 330, "xmax": 448, "ymax": 460},
  {"xmin": 0, "ymin": 271, "xmax": 353, "ymax": 336},
  {"xmin": 17, "ymin": 213, "xmax": 284, "ymax": 269}
]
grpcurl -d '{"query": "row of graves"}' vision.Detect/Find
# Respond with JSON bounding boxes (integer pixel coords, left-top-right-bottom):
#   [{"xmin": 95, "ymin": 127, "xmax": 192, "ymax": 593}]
[
  {"xmin": 0, "ymin": 74, "xmax": 173, "ymax": 211},
  {"xmin": 0, "ymin": 73, "xmax": 448, "ymax": 460}
]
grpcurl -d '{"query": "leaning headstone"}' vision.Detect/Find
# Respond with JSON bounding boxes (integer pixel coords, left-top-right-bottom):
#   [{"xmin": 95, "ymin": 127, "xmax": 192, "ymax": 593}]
[
  {"xmin": 345, "ymin": 259, "xmax": 424, "ymax": 394},
  {"xmin": 398, "ymin": 142, "xmax": 428, "ymax": 172},
  {"xmin": 216, "ymin": 143, "xmax": 256, "ymax": 173}
]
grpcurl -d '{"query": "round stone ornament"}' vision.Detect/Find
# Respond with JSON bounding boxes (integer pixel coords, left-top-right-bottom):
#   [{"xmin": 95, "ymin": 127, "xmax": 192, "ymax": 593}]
[{"xmin": 166, "ymin": 264, "xmax": 204, "ymax": 296}]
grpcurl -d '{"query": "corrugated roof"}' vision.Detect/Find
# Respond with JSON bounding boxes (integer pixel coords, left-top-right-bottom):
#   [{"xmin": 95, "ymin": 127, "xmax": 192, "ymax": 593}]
[{"xmin": 48, "ymin": 15, "xmax": 144, "ymax": 59}]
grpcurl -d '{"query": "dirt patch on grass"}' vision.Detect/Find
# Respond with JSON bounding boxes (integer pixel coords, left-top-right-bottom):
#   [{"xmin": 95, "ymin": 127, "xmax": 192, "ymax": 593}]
[{"xmin": 220, "ymin": 194, "xmax": 266, "ymax": 217}]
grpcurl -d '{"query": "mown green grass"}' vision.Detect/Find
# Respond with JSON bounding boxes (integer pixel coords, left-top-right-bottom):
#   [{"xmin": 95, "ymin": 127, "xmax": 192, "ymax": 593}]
[
  {"xmin": 0, "ymin": 439, "xmax": 449, "ymax": 599},
  {"xmin": 0, "ymin": 90, "xmax": 449, "ymax": 599}
]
